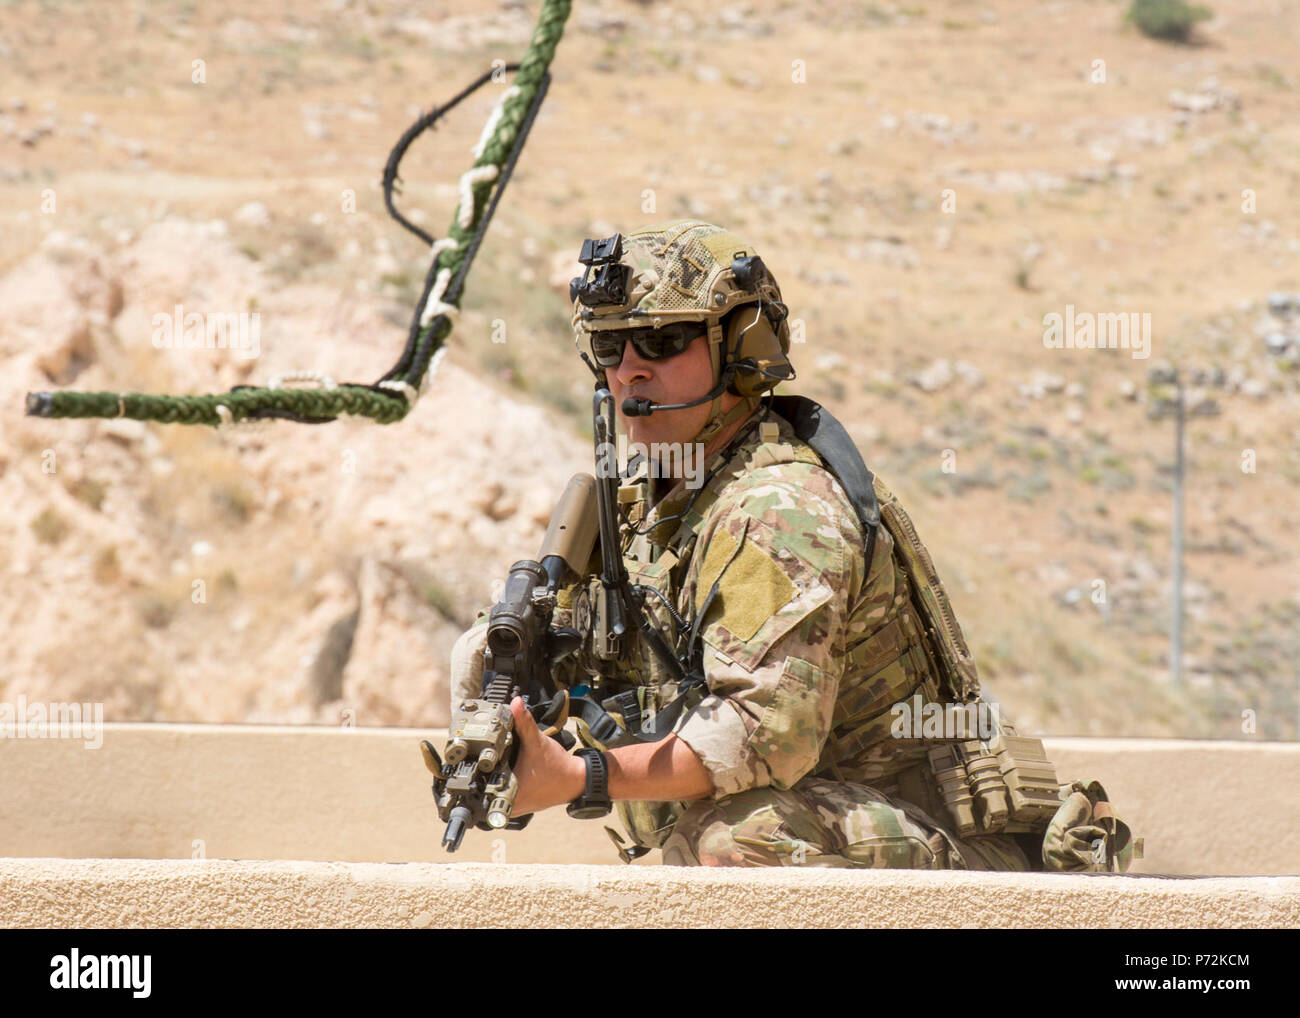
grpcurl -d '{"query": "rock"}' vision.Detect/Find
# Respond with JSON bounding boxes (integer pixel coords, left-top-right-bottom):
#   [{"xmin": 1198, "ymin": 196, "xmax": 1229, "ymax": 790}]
[
  {"xmin": 844, "ymin": 237, "xmax": 918, "ymax": 269},
  {"xmin": 0, "ymin": 240, "xmax": 120, "ymax": 382},
  {"xmin": 911, "ymin": 359, "xmax": 954, "ymax": 392},
  {"xmin": 336, "ymin": 557, "xmax": 454, "ymax": 727},
  {"xmin": 1263, "ymin": 332, "xmax": 1291, "ymax": 355},
  {"xmin": 718, "ymin": 3, "xmax": 773, "ymax": 36},
  {"xmin": 578, "ymin": 9, "xmax": 627, "ymax": 33},
  {"xmin": 954, "ymin": 360, "xmax": 984, "ymax": 387},
  {"xmin": 1168, "ymin": 79, "xmax": 1240, "ymax": 115},
  {"xmin": 235, "ymin": 201, "xmax": 272, "ymax": 227},
  {"xmin": 473, "ymin": 481, "xmax": 518, "ymax": 522},
  {"xmin": 1266, "ymin": 292, "xmax": 1292, "ymax": 316},
  {"xmin": 1017, "ymin": 371, "xmax": 1065, "ymax": 398},
  {"xmin": 1168, "ymin": 90, "xmax": 1216, "ymax": 114}
]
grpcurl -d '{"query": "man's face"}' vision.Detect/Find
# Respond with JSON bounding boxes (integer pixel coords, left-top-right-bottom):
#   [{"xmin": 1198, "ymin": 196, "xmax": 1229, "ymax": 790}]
[{"xmin": 606, "ymin": 328, "xmax": 741, "ymax": 452}]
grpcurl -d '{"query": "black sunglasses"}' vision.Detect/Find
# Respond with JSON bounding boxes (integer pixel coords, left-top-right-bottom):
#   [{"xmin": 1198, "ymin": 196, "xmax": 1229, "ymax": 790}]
[{"xmin": 589, "ymin": 322, "xmax": 706, "ymax": 368}]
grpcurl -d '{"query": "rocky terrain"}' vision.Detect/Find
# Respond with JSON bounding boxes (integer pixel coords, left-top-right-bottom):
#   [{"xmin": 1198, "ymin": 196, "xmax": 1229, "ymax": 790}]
[{"xmin": 1, "ymin": 0, "xmax": 1297, "ymax": 739}]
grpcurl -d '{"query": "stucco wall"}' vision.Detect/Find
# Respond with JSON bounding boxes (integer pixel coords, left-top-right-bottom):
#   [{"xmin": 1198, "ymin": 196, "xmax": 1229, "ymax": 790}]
[
  {"xmin": 3, "ymin": 859, "xmax": 1297, "ymax": 929},
  {"xmin": 2, "ymin": 724, "xmax": 1297, "ymax": 874}
]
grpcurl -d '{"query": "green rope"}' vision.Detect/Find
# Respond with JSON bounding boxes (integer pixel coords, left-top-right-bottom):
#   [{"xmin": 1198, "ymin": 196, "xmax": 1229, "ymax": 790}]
[{"xmin": 25, "ymin": 0, "xmax": 573, "ymax": 428}]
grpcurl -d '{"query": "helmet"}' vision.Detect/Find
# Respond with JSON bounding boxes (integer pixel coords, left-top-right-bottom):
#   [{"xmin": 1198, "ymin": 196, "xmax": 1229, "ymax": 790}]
[{"xmin": 569, "ymin": 220, "xmax": 794, "ymax": 442}]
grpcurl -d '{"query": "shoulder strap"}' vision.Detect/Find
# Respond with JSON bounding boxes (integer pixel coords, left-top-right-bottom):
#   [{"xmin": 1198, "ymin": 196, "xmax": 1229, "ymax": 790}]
[{"xmin": 769, "ymin": 395, "xmax": 879, "ymax": 567}]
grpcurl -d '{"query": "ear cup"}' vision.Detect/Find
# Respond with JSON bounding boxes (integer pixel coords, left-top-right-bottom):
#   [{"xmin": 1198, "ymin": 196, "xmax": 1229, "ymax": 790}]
[{"xmin": 724, "ymin": 303, "xmax": 791, "ymax": 397}]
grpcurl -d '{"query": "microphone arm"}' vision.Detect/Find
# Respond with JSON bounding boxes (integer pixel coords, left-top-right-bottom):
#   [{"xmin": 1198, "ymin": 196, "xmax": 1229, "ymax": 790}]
[{"xmin": 621, "ymin": 365, "xmax": 737, "ymax": 418}]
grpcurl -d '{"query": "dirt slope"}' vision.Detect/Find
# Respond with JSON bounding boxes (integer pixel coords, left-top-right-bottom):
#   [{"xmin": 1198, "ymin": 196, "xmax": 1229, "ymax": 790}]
[{"xmin": 1, "ymin": 0, "xmax": 1297, "ymax": 738}]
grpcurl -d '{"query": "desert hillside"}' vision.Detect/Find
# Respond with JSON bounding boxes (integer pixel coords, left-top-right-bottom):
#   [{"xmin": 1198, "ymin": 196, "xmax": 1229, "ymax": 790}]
[{"xmin": 1, "ymin": 0, "xmax": 1297, "ymax": 739}]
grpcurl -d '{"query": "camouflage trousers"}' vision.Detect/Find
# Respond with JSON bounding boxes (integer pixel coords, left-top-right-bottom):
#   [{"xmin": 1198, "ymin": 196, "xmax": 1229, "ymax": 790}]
[{"xmin": 659, "ymin": 776, "xmax": 1031, "ymax": 871}]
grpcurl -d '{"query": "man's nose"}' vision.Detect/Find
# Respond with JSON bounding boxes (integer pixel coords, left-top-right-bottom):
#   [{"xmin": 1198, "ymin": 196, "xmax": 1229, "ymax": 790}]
[{"xmin": 614, "ymin": 341, "xmax": 654, "ymax": 386}]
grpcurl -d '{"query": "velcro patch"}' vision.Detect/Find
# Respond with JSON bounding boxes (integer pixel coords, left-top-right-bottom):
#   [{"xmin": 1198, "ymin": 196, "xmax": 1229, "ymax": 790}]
[
  {"xmin": 699, "ymin": 230, "xmax": 750, "ymax": 269},
  {"xmin": 696, "ymin": 523, "xmax": 796, "ymax": 643}
]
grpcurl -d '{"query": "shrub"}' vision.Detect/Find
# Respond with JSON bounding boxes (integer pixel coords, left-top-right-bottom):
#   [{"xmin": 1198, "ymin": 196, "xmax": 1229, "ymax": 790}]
[
  {"xmin": 1129, "ymin": 0, "xmax": 1212, "ymax": 42},
  {"xmin": 31, "ymin": 507, "xmax": 69, "ymax": 545}
]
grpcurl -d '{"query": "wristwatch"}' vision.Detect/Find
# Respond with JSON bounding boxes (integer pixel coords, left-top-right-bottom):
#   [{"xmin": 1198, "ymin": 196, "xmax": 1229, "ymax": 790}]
[{"xmin": 567, "ymin": 748, "xmax": 613, "ymax": 819}]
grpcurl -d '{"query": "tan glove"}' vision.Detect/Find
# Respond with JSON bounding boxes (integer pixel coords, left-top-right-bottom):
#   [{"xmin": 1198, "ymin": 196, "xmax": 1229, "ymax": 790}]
[
  {"xmin": 1042, "ymin": 780, "xmax": 1139, "ymax": 872},
  {"xmin": 449, "ymin": 620, "xmax": 489, "ymax": 706}
]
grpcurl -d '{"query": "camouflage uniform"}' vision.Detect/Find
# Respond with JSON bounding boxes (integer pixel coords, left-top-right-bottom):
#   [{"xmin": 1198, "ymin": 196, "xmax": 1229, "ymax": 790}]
[
  {"xmin": 590, "ymin": 408, "xmax": 1037, "ymax": 870},
  {"xmin": 451, "ymin": 408, "xmax": 1126, "ymax": 871}
]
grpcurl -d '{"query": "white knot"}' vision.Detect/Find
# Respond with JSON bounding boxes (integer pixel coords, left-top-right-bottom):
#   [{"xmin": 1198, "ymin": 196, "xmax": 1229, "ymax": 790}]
[
  {"xmin": 425, "ymin": 345, "xmax": 448, "ymax": 387},
  {"xmin": 419, "ymin": 266, "xmax": 460, "ymax": 328},
  {"xmin": 472, "ymin": 84, "xmax": 521, "ymax": 160},
  {"xmin": 456, "ymin": 164, "xmax": 500, "ymax": 230},
  {"xmin": 267, "ymin": 370, "xmax": 338, "ymax": 390},
  {"xmin": 378, "ymin": 378, "xmax": 423, "ymax": 409}
]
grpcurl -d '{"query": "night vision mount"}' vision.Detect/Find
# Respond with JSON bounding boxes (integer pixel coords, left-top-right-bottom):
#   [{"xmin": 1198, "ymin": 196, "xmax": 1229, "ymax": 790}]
[{"xmin": 570, "ymin": 233, "xmax": 631, "ymax": 310}]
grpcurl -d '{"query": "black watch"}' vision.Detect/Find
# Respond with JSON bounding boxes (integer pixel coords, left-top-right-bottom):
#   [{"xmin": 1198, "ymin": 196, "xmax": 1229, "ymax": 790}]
[{"xmin": 567, "ymin": 749, "xmax": 613, "ymax": 819}]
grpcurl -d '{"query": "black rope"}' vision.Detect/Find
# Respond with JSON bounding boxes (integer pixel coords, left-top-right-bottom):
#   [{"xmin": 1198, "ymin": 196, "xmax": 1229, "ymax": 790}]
[
  {"xmin": 377, "ymin": 68, "xmax": 551, "ymax": 395},
  {"xmin": 231, "ymin": 63, "xmax": 550, "ymax": 424}
]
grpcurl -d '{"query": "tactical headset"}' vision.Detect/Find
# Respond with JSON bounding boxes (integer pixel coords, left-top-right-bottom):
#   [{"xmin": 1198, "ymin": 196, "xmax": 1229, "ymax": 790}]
[{"xmin": 713, "ymin": 253, "xmax": 794, "ymax": 398}]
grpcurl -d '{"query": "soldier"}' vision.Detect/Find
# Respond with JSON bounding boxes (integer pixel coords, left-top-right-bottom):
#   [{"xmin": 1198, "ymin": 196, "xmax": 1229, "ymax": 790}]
[{"xmin": 450, "ymin": 219, "xmax": 1132, "ymax": 871}]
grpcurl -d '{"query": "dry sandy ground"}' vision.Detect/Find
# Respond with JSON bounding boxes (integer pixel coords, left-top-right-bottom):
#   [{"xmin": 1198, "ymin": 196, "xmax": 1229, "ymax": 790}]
[{"xmin": 0, "ymin": 0, "xmax": 1297, "ymax": 739}]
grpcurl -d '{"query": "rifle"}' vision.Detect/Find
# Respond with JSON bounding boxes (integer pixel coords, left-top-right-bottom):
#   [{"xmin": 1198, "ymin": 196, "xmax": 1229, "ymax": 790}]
[
  {"xmin": 421, "ymin": 386, "xmax": 696, "ymax": 852},
  {"xmin": 420, "ymin": 469, "xmax": 596, "ymax": 851}
]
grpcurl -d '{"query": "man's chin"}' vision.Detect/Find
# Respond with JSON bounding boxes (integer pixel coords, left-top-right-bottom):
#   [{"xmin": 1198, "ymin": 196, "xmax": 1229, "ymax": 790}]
[{"xmin": 623, "ymin": 419, "xmax": 680, "ymax": 449}]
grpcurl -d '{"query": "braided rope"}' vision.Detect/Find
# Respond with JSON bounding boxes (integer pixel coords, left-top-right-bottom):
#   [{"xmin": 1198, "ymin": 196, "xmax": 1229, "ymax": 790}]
[{"xmin": 26, "ymin": 0, "xmax": 573, "ymax": 427}]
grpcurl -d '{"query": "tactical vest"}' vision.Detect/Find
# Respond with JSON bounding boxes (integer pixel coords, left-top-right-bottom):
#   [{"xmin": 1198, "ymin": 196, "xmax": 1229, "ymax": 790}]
[{"xmin": 590, "ymin": 398, "xmax": 1062, "ymax": 854}]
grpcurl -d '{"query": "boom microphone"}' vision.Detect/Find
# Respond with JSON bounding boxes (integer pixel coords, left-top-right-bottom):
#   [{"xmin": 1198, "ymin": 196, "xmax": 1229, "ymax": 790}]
[{"xmin": 621, "ymin": 369, "xmax": 738, "ymax": 418}]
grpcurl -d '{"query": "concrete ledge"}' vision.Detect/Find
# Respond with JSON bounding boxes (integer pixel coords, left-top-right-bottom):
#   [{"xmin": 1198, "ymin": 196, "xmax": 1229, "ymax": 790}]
[
  {"xmin": 3, "ymin": 724, "xmax": 1299, "ymax": 874},
  {"xmin": 3, "ymin": 860, "xmax": 1297, "ymax": 929}
]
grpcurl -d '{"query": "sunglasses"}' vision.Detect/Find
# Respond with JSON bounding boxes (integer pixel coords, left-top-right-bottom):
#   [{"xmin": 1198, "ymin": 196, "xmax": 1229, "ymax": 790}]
[{"xmin": 589, "ymin": 322, "xmax": 706, "ymax": 368}]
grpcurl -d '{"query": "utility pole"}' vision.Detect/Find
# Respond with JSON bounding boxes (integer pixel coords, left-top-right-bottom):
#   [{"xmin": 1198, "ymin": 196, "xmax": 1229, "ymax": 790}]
[
  {"xmin": 1171, "ymin": 377, "xmax": 1185, "ymax": 689},
  {"xmin": 1147, "ymin": 366, "xmax": 1219, "ymax": 690}
]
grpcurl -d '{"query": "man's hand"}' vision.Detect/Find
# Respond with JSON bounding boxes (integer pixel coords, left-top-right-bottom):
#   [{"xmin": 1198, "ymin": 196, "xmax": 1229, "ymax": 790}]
[{"xmin": 509, "ymin": 696, "xmax": 587, "ymax": 818}]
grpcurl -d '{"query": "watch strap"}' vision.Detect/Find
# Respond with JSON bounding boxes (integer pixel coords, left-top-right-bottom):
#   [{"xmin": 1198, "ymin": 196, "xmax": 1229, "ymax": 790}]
[{"xmin": 567, "ymin": 748, "xmax": 612, "ymax": 818}]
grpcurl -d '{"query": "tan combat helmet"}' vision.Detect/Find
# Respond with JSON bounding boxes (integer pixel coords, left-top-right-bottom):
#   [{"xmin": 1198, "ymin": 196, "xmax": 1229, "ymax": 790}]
[{"xmin": 569, "ymin": 219, "xmax": 795, "ymax": 445}]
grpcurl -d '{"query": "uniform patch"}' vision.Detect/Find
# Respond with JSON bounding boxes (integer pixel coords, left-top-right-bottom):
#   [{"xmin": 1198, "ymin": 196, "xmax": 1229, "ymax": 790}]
[{"xmin": 697, "ymin": 523, "xmax": 795, "ymax": 643}]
